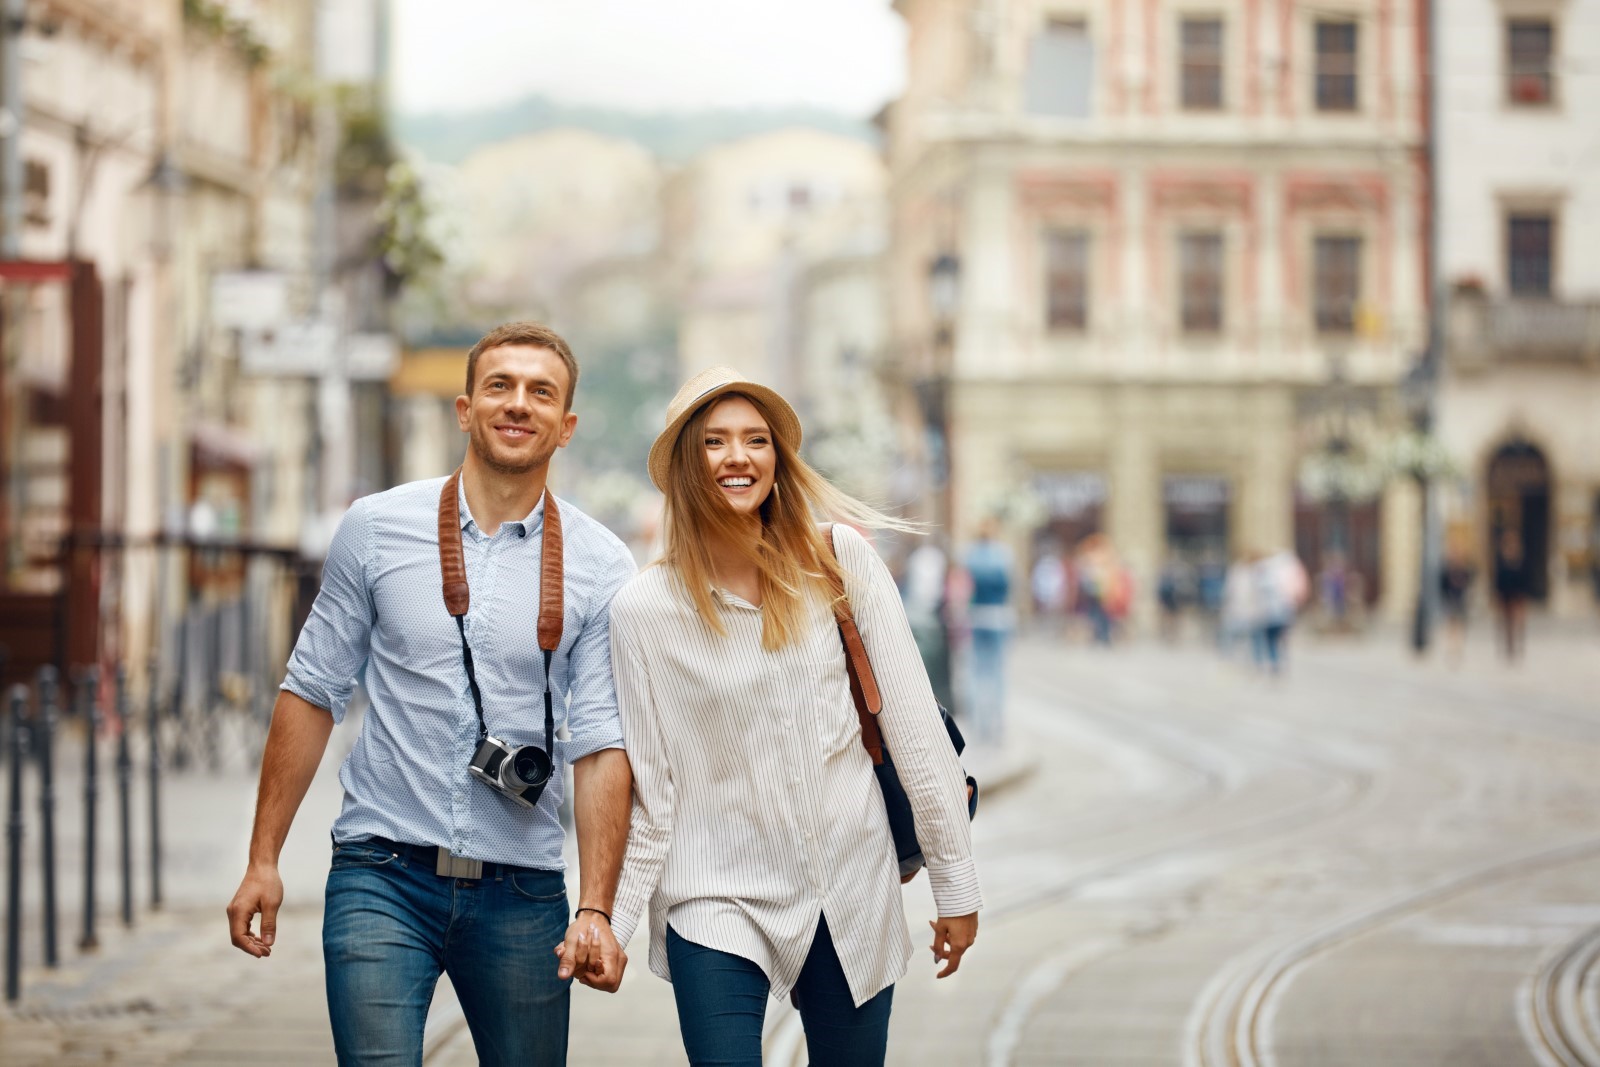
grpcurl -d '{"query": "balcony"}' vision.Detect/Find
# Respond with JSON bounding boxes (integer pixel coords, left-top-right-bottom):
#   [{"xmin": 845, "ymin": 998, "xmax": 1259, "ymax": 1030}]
[{"xmin": 1448, "ymin": 291, "xmax": 1600, "ymax": 368}]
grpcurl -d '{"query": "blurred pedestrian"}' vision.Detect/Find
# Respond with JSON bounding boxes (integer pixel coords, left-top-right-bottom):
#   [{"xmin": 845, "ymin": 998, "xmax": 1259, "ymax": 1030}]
[
  {"xmin": 965, "ymin": 517, "xmax": 1015, "ymax": 743},
  {"xmin": 1439, "ymin": 539, "xmax": 1476, "ymax": 664},
  {"xmin": 1031, "ymin": 546, "xmax": 1069, "ymax": 636},
  {"xmin": 608, "ymin": 368, "xmax": 981, "ymax": 1066},
  {"xmin": 1077, "ymin": 534, "xmax": 1119, "ymax": 647},
  {"xmin": 1221, "ymin": 552, "xmax": 1259, "ymax": 660},
  {"xmin": 1156, "ymin": 557, "xmax": 1189, "ymax": 644},
  {"xmin": 1196, "ymin": 553, "xmax": 1227, "ymax": 644},
  {"xmin": 1493, "ymin": 528, "xmax": 1531, "ymax": 662},
  {"xmin": 1318, "ymin": 550, "xmax": 1350, "ymax": 631},
  {"xmin": 1251, "ymin": 549, "xmax": 1307, "ymax": 675},
  {"xmin": 226, "ymin": 322, "xmax": 635, "ymax": 1067}
]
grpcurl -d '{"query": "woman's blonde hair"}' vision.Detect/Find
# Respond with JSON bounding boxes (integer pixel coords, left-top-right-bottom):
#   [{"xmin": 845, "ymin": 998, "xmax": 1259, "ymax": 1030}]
[{"xmin": 661, "ymin": 392, "xmax": 917, "ymax": 651}]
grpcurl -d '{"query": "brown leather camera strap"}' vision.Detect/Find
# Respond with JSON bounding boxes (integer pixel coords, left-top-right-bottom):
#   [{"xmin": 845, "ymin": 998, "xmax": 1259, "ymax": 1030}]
[
  {"xmin": 437, "ymin": 466, "xmax": 564, "ymax": 651},
  {"xmin": 824, "ymin": 525, "xmax": 884, "ymax": 766}
]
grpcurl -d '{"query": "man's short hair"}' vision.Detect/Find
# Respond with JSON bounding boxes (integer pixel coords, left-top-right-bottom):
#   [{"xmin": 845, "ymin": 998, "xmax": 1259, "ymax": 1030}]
[{"xmin": 465, "ymin": 322, "xmax": 580, "ymax": 411}]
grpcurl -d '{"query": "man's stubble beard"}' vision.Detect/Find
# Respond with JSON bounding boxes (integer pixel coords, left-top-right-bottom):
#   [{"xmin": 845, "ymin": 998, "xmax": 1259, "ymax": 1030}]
[{"xmin": 470, "ymin": 423, "xmax": 556, "ymax": 477}]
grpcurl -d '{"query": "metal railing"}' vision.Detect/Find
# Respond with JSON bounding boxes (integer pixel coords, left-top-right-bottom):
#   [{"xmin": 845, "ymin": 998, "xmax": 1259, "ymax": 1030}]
[
  {"xmin": 1450, "ymin": 293, "xmax": 1600, "ymax": 365},
  {"xmin": 2, "ymin": 538, "xmax": 316, "ymax": 1002}
]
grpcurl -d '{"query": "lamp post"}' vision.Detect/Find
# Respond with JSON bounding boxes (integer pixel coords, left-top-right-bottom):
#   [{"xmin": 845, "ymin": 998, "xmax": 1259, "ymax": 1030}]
[
  {"xmin": 1401, "ymin": 349, "xmax": 1442, "ymax": 654},
  {"xmin": 918, "ymin": 252, "xmax": 960, "ymax": 716},
  {"xmin": 924, "ymin": 253, "xmax": 959, "ymax": 535},
  {"xmin": 1298, "ymin": 354, "xmax": 1385, "ymax": 629}
]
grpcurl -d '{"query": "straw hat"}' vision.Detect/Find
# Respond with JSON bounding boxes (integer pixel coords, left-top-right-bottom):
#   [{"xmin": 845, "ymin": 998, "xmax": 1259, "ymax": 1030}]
[{"xmin": 648, "ymin": 366, "xmax": 803, "ymax": 492}]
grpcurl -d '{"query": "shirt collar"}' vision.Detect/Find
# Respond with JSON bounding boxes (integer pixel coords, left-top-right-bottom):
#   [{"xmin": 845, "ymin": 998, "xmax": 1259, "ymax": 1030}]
[{"xmin": 457, "ymin": 477, "xmax": 546, "ymax": 537}]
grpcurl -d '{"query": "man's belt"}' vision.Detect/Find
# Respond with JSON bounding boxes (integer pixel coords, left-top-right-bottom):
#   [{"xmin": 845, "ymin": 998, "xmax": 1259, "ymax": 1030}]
[{"xmin": 341, "ymin": 834, "xmax": 550, "ymax": 881}]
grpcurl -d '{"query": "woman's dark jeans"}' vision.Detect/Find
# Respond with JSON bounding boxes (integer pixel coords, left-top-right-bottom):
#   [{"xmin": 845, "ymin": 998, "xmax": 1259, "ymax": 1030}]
[{"xmin": 665, "ymin": 915, "xmax": 894, "ymax": 1067}]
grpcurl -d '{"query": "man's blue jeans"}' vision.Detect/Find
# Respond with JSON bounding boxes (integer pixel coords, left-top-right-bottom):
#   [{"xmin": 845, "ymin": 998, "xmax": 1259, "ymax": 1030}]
[
  {"xmin": 665, "ymin": 915, "xmax": 894, "ymax": 1066},
  {"xmin": 322, "ymin": 840, "xmax": 570, "ymax": 1067}
]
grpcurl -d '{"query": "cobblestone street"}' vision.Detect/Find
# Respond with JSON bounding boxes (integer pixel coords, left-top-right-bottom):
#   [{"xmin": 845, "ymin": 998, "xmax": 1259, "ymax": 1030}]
[{"xmin": 3, "ymin": 624, "xmax": 1598, "ymax": 1065}]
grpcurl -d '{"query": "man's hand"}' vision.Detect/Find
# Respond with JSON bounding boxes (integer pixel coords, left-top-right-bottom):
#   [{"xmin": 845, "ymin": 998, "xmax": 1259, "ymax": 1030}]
[
  {"xmin": 553, "ymin": 912, "xmax": 627, "ymax": 992},
  {"xmin": 226, "ymin": 863, "xmax": 284, "ymax": 958},
  {"xmin": 929, "ymin": 912, "xmax": 978, "ymax": 978}
]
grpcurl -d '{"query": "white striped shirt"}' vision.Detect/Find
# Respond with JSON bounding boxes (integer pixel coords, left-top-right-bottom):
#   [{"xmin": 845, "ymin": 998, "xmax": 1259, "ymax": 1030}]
[{"xmin": 608, "ymin": 524, "xmax": 982, "ymax": 1007}]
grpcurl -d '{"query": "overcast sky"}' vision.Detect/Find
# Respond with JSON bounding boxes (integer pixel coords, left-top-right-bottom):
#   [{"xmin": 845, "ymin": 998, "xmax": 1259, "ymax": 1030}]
[{"xmin": 390, "ymin": 0, "xmax": 906, "ymax": 116}]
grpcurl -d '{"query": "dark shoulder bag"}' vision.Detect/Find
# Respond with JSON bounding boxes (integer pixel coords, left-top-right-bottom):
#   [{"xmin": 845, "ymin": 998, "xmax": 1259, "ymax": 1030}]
[{"xmin": 825, "ymin": 526, "xmax": 978, "ymax": 882}]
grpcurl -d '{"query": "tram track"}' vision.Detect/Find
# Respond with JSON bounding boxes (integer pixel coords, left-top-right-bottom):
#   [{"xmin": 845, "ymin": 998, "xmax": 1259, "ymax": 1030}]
[
  {"xmin": 1187, "ymin": 837, "xmax": 1600, "ymax": 1067},
  {"xmin": 1527, "ymin": 923, "xmax": 1600, "ymax": 1067},
  {"xmin": 976, "ymin": 644, "xmax": 1600, "ymax": 1066}
]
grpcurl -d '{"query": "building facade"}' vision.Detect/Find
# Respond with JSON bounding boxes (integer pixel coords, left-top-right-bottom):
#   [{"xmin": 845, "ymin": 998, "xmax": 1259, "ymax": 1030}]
[
  {"xmin": 1437, "ymin": 0, "xmax": 1600, "ymax": 619},
  {"xmin": 886, "ymin": 0, "xmax": 1430, "ymax": 622},
  {"xmin": 0, "ymin": 0, "xmax": 397, "ymax": 683}
]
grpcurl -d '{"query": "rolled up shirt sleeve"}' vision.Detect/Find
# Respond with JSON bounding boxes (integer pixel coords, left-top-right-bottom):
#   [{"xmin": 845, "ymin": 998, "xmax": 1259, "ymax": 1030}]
[
  {"xmin": 563, "ymin": 543, "xmax": 637, "ymax": 764},
  {"xmin": 608, "ymin": 621, "xmax": 675, "ymax": 949},
  {"xmin": 282, "ymin": 498, "xmax": 375, "ymax": 724},
  {"xmin": 837, "ymin": 526, "xmax": 983, "ymax": 918}
]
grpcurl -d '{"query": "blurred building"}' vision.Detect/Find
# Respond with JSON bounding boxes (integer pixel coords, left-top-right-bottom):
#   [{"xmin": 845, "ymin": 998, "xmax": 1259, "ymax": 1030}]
[
  {"xmin": 885, "ymin": 0, "xmax": 1429, "ymax": 622},
  {"xmin": 391, "ymin": 128, "xmax": 666, "ymax": 488},
  {"xmin": 666, "ymin": 128, "xmax": 896, "ymax": 499},
  {"xmin": 0, "ymin": 0, "xmax": 398, "ymax": 682},
  {"xmin": 1437, "ymin": 0, "xmax": 1600, "ymax": 619},
  {"xmin": 395, "ymin": 125, "xmax": 898, "ymax": 521}
]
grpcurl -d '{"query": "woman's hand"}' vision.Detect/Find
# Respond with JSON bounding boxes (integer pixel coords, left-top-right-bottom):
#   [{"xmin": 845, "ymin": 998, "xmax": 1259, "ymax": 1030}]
[{"xmin": 929, "ymin": 913, "xmax": 978, "ymax": 978}]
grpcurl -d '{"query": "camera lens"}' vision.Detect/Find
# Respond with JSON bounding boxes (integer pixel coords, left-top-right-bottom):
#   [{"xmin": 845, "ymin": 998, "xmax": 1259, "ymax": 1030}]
[{"xmin": 509, "ymin": 746, "xmax": 550, "ymax": 788}]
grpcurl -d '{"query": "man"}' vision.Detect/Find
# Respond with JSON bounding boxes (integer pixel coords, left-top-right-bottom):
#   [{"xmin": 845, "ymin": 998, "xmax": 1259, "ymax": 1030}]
[
  {"xmin": 963, "ymin": 517, "xmax": 1014, "ymax": 744},
  {"xmin": 226, "ymin": 322, "xmax": 637, "ymax": 1066}
]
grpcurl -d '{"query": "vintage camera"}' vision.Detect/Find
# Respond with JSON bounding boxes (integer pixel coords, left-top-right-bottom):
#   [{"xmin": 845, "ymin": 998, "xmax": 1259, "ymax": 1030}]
[{"xmin": 468, "ymin": 735, "xmax": 553, "ymax": 808}]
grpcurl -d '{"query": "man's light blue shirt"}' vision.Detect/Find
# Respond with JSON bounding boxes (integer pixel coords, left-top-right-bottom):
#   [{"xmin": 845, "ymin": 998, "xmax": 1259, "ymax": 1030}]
[{"xmin": 282, "ymin": 475, "xmax": 637, "ymax": 869}]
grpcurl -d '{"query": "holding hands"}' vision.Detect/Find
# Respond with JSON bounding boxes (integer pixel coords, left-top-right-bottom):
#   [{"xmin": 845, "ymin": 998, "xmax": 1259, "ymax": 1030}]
[{"xmin": 554, "ymin": 909, "xmax": 628, "ymax": 992}]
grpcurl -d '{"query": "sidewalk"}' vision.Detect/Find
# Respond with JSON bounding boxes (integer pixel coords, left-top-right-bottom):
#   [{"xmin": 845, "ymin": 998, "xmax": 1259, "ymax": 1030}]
[{"xmin": 1, "ymin": 695, "xmax": 1037, "ymax": 1066}]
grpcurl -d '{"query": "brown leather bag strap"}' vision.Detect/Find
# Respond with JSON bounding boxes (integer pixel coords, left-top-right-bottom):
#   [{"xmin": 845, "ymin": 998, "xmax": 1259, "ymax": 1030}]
[
  {"xmin": 439, "ymin": 469, "xmax": 470, "ymax": 616},
  {"xmin": 824, "ymin": 525, "xmax": 885, "ymax": 766},
  {"xmin": 537, "ymin": 493, "xmax": 564, "ymax": 652},
  {"xmin": 438, "ymin": 466, "xmax": 565, "ymax": 651}
]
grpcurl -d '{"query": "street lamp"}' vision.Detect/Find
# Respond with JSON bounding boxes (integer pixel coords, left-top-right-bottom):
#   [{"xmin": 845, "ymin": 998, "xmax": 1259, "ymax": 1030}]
[
  {"xmin": 1399, "ymin": 347, "xmax": 1446, "ymax": 654},
  {"xmin": 1298, "ymin": 354, "xmax": 1385, "ymax": 628},
  {"xmin": 918, "ymin": 252, "xmax": 960, "ymax": 716}
]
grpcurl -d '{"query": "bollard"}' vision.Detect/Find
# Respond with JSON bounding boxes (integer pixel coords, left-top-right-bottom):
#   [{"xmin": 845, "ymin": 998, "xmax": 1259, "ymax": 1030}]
[
  {"xmin": 78, "ymin": 667, "xmax": 101, "ymax": 952},
  {"xmin": 5, "ymin": 686, "xmax": 29, "ymax": 1002},
  {"xmin": 115, "ymin": 665, "xmax": 134, "ymax": 928},
  {"xmin": 36, "ymin": 666, "xmax": 60, "ymax": 969},
  {"xmin": 146, "ymin": 655, "xmax": 163, "ymax": 910}
]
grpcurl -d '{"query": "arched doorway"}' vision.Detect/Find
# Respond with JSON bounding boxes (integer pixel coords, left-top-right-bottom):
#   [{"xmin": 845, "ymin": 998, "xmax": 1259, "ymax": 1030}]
[{"xmin": 1486, "ymin": 440, "xmax": 1551, "ymax": 602}]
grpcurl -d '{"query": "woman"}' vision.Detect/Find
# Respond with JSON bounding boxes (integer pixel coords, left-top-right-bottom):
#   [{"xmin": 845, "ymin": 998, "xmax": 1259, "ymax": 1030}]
[{"xmin": 603, "ymin": 367, "xmax": 981, "ymax": 1066}]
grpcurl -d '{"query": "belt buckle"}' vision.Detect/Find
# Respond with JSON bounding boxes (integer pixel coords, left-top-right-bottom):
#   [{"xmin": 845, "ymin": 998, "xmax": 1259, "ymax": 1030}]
[{"xmin": 435, "ymin": 849, "xmax": 483, "ymax": 879}]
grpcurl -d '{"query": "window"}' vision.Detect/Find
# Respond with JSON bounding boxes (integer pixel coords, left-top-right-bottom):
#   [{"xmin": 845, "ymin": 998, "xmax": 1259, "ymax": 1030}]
[
  {"xmin": 1507, "ymin": 213, "xmax": 1553, "ymax": 295},
  {"xmin": 1314, "ymin": 20, "xmax": 1359, "ymax": 112},
  {"xmin": 1507, "ymin": 19, "xmax": 1555, "ymax": 106},
  {"xmin": 1180, "ymin": 232, "xmax": 1225, "ymax": 333},
  {"xmin": 1313, "ymin": 235, "xmax": 1361, "ymax": 333},
  {"xmin": 1045, "ymin": 230, "xmax": 1090, "ymax": 331},
  {"xmin": 1026, "ymin": 18, "xmax": 1094, "ymax": 117},
  {"xmin": 24, "ymin": 159, "xmax": 49, "ymax": 226},
  {"xmin": 1180, "ymin": 18, "xmax": 1225, "ymax": 110}
]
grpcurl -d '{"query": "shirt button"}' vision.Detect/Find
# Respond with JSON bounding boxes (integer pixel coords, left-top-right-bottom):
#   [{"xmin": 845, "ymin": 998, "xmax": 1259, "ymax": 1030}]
[
  {"xmin": 804, "ymin": 831, "xmax": 813, "ymax": 841},
  {"xmin": 783, "ymin": 720, "xmax": 793, "ymax": 729}
]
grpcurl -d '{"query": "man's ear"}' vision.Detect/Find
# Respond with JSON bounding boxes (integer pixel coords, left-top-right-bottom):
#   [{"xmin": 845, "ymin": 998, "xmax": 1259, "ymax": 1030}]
[
  {"xmin": 557, "ymin": 410, "xmax": 578, "ymax": 449},
  {"xmin": 455, "ymin": 394, "xmax": 471, "ymax": 431}
]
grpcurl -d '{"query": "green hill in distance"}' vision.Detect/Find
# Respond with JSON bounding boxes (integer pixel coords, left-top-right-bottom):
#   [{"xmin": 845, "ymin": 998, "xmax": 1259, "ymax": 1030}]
[{"xmin": 395, "ymin": 93, "xmax": 878, "ymax": 163}]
